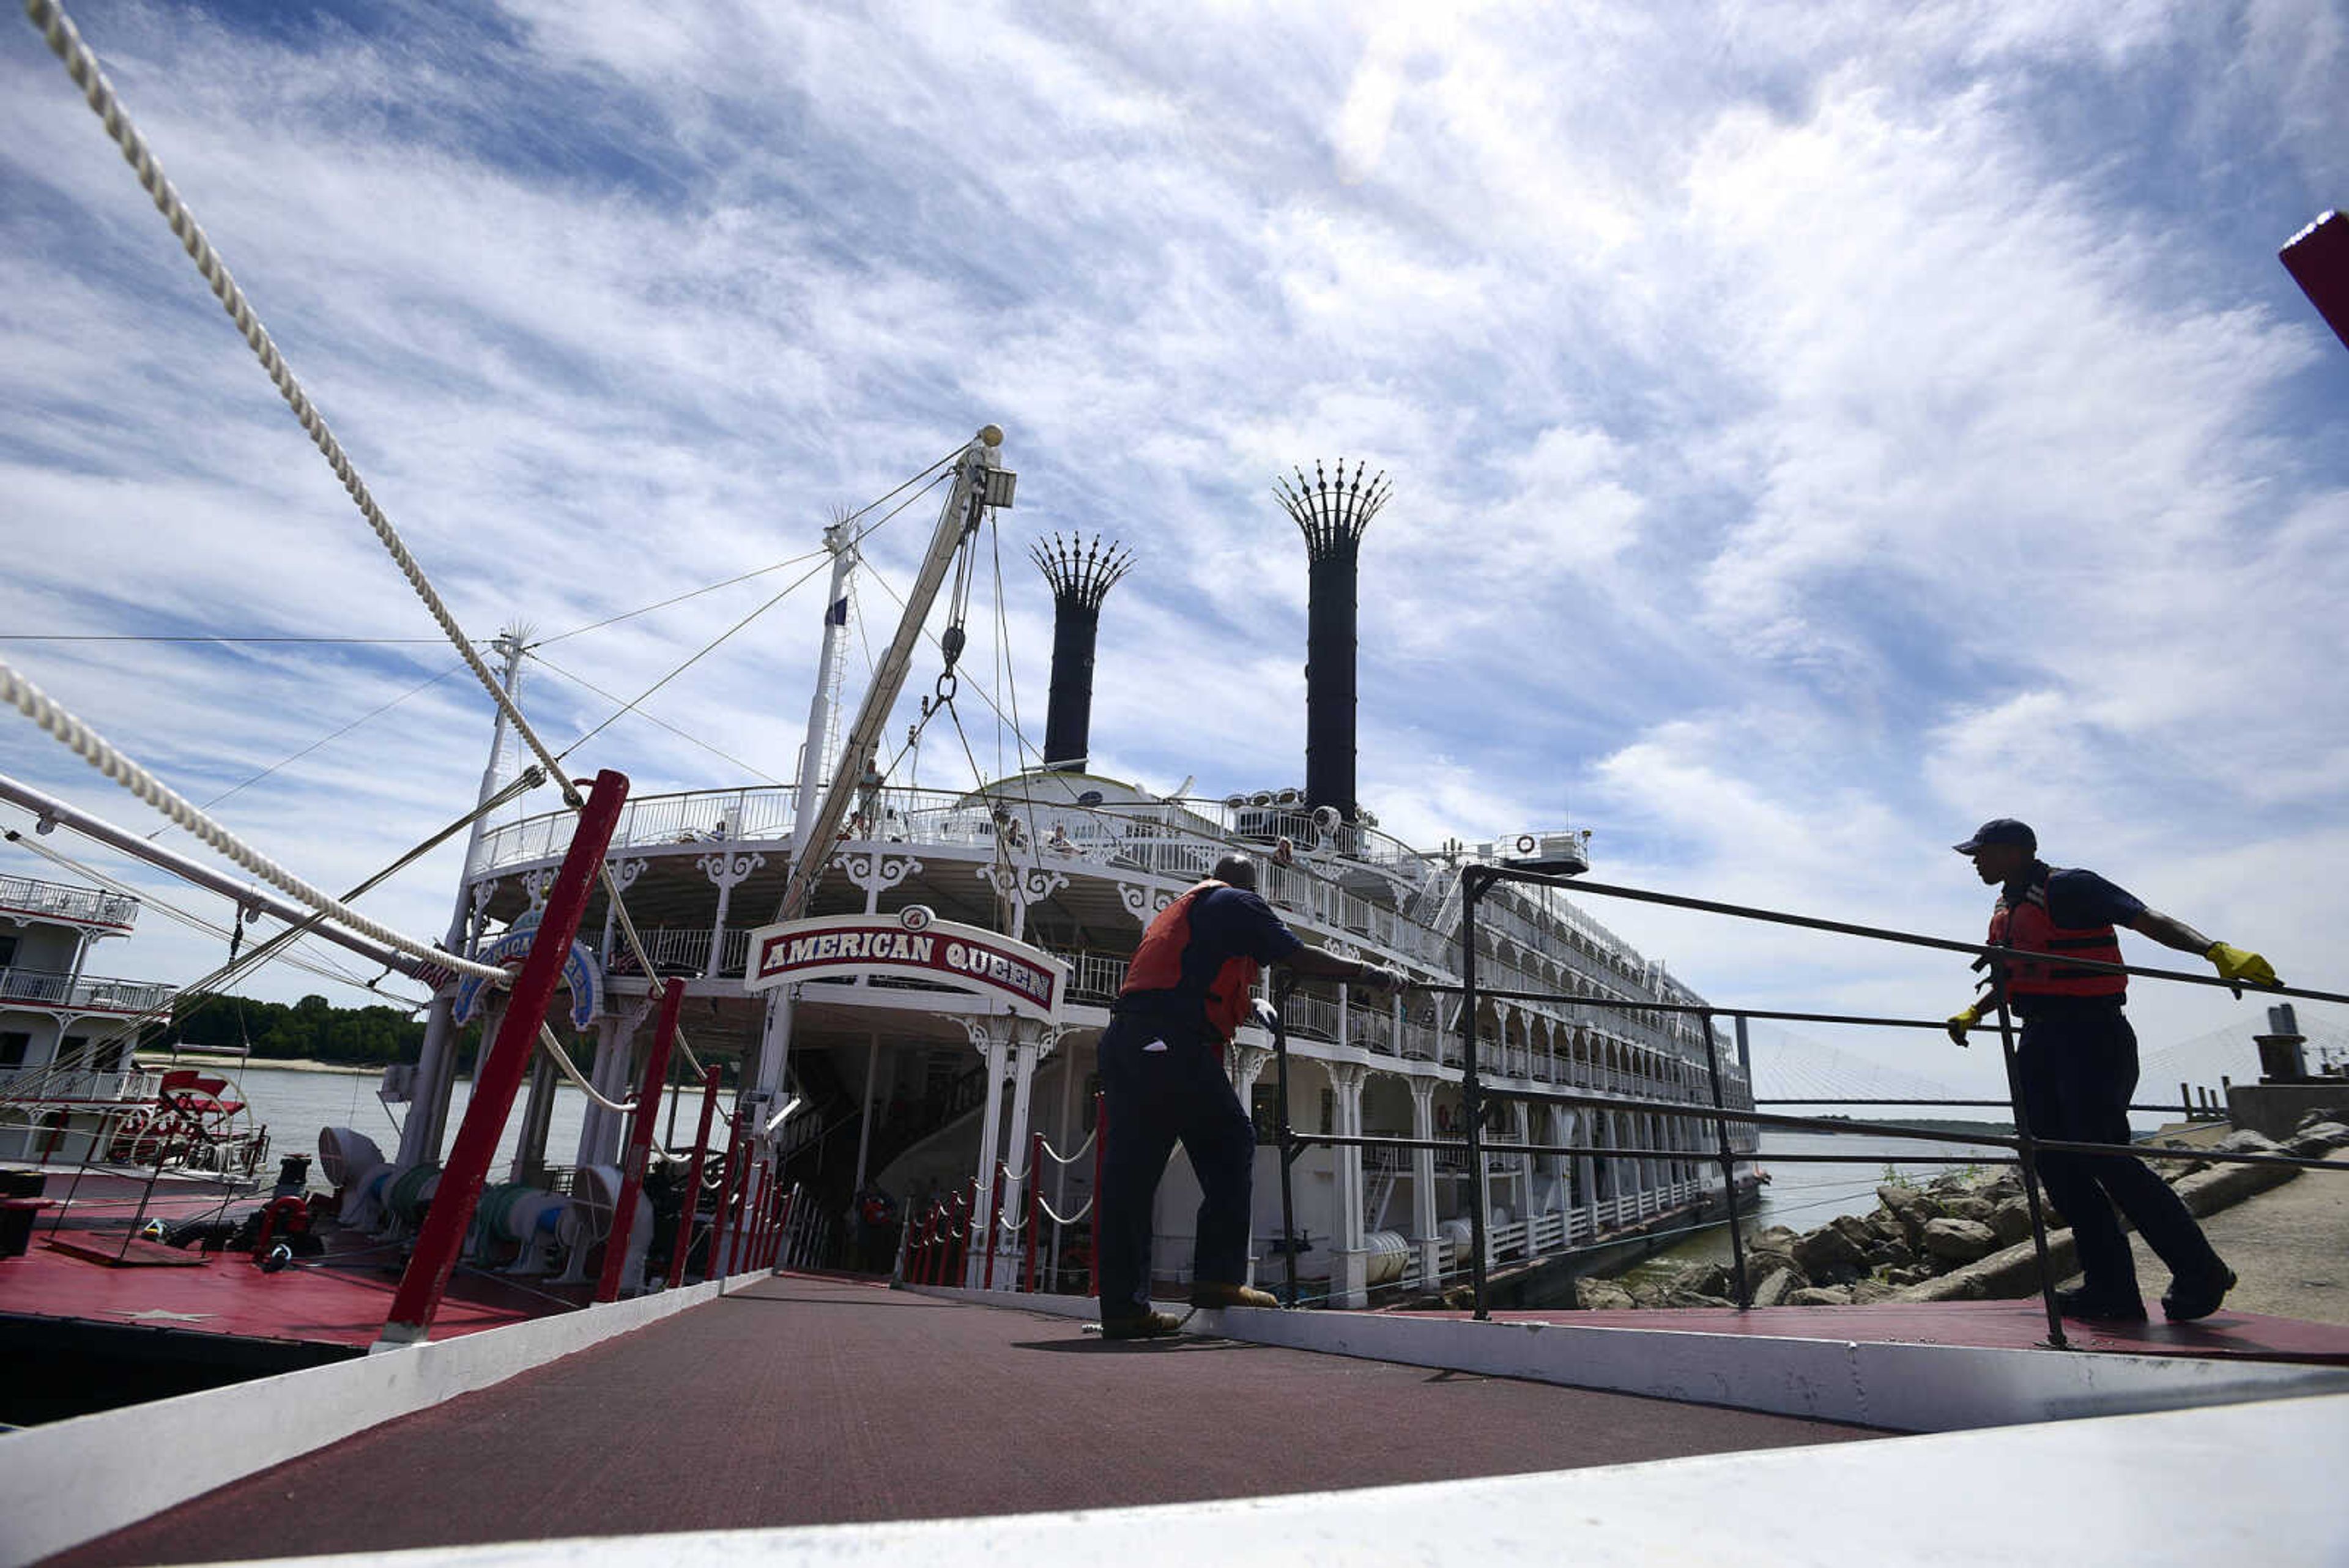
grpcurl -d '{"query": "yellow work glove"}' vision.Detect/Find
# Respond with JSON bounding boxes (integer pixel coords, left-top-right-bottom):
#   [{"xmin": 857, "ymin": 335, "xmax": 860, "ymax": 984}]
[
  {"xmin": 1945, "ymin": 1004, "xmax": 1981, "ymax": 1047},
  {"xmin": 2206, "ymin": 942, "xmax": 2279, "ymax": 995}
]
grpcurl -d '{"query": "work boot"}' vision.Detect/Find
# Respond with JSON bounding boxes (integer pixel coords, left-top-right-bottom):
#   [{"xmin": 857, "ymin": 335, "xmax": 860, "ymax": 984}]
[
  {"xmin": 2053, "ymin": 1285, "xmax": 2146, "ymax": 1323},
  {"xmin": 2161, "ymin": 1266, "xmax": 2237, "ymax": 1323},
  {"xmin": 1189, "ymin": 1281, "xmax": 1279, "ymax": 1310},
  {"xmin": 1099, "ymin": 1309, "xmax": 1182, "ymax": 1341}
]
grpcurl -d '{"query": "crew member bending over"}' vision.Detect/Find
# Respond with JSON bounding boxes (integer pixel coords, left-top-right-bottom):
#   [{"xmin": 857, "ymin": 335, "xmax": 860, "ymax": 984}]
[
  {"xmin": 1946, "ymin": 819, "xmax": 2277, "ymax": 1323},
  {"xmin": 1096, "ymin": 848, "xmax": 1404, "ymax": 1340}
]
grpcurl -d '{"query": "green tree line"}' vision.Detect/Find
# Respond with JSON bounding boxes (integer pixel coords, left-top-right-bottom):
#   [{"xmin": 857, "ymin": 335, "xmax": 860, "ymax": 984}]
[{"xmin": 163, "ymin": 992, "xmax": 448, "ymax": 1067}]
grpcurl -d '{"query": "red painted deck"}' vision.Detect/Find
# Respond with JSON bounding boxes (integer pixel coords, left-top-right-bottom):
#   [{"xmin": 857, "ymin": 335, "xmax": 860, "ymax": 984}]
[
  {"xmin": 0, "ymin": 1222, "xmax": 581, "ymax": 1349},
  {"xmin": 1400, "ymin": 1301, "xmax": 2349, "ymax": 1365},
  {"xmin": 48, "ymin": 1274, "xmax": 1886, "ymax": 1567}
]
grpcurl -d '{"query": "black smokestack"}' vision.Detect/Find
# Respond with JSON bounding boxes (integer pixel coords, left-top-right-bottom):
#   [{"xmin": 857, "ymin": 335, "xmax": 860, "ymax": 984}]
[
  {"xmin": 1276, "ymin": 459, "xmax": 1392, "ymax": 822},
  {"xmin": 1030, "ymin": 533, "xmax": 1133, "ymax": 773}
]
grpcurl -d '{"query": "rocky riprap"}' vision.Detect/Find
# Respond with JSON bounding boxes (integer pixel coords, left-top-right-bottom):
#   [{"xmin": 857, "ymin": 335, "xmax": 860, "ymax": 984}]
[{"xmin": 1575, "ymin": 1108, "xmax": 2349, "ymax": 1311}]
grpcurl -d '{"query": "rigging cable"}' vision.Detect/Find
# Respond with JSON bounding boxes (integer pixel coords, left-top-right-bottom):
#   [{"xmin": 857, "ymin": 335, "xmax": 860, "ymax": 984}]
[
  {"xmin": 554, "ymin": 467, "xmax": 951, "ymax": 761},
  {"xmin": 154, "ymin": 659, "xmax": 473, "ymax": 836}
]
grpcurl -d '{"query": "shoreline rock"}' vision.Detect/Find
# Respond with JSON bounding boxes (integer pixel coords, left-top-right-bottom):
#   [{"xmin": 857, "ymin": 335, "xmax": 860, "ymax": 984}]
[{"xmin": 1575, "ymin": 1109, "xmax": 2349, "ymax": 1310}]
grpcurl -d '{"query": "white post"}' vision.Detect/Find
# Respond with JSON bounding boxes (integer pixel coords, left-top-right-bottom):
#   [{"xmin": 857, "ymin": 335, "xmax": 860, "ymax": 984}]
[
  {"xmin": 853, "ymin": 1030, "xmax": 882, "ymax": 1191},
  {"xmin": 968, "ymin": 1029, "xmax": 1009, "ymax": 1287},
  {"xmin": 1330, "ymin": 1061, "xmax": 1368, "ymax": 1308},
  {"xmin": 1409, "ymin": 1078, "xmax": 1439, "ymax": 1287},
  {"xmin": 997, "ymin": 1031, "xmax": 1043, "ymax": 1287},
  {"xmin": 401, "ymin": 630, "xmax": 527, "ymax": 1170}
]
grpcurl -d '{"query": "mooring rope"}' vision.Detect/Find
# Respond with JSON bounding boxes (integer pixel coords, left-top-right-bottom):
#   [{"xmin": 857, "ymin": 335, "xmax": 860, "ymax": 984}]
[{"xmin": 0, "ymin": 659, "xmax": 504, "ymax": 981}]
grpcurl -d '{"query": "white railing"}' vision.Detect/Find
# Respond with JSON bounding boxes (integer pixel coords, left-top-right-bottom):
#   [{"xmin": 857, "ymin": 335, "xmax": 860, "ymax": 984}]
[
  {"xmin": 602, "ymin": 925, "xmax": 754, "ymax": 979},
  {"xmin": 0, "ymin": 1066, "xmax": 161, "ymax": 1103},
  {"xmin": 0, "ymin": 873, "xmax": 141, "ymax": 929},
  {"xmin": 0, "ymin": 966, "xmax": 177, "ymax": 1014}
]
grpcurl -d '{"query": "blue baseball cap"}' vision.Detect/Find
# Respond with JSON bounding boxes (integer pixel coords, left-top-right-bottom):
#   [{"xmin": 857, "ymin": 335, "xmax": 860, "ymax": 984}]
[{"xmin": 1953, "ymin": 818, "xmax": 2036, "ymax": 854}]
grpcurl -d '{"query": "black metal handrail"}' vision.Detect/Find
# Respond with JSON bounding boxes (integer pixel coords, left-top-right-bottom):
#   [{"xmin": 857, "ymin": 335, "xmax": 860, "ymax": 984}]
[{"xmin": 1260, "ymin": 862, "xmax": 2343, "ymax": 1350}]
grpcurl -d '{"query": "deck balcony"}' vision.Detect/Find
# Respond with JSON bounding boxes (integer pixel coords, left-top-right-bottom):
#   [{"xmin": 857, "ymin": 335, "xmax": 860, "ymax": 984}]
[
  {"xmin": 0, "ymin": 965, "xmax": 177, "ymax": 1016},
  {"xmin": 0, "ymin": 873, "xmax": 140, "ymax": 932}
]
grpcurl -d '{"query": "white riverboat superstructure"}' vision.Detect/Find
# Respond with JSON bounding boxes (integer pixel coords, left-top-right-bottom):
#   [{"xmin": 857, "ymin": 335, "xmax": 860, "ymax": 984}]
[
  {"xmin": 455, "ymin": 772, "xmax": 1757, "ymax": 1304},
  {"xmin": 0, "ymin": 871, "xmax": 265, "ymax": 1198},
  {"xmin": 402, "ymin": 443, "xmax": 1759, "ymax": 1307}
]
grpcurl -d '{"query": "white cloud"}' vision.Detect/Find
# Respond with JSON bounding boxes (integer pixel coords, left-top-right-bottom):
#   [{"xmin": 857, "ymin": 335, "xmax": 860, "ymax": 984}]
[{"xmin": 1, "ymin": 1, "xmax": 2341, "ymax": 1103}]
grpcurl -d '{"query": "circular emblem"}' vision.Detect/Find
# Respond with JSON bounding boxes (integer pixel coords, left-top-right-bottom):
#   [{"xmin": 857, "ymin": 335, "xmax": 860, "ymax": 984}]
[
  {"xmin": 898, "ymin": 904, "xmax": 935, "ymax": 933},
  {"xmin": 1515, "ymin": 834, "xmax": 1537, "ymax": 854}
]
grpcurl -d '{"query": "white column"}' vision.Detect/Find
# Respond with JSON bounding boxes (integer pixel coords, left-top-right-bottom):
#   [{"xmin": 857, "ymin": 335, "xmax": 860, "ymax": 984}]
[
  {"xmin": 1510, "ymin": 1101, "xmax": 1532, "ymax": 1231},
  {"xmin": 967, "ymin": 1030, "xmax": 1009, "ymax": 1287},
  {"xmin": 852, "ymin": 1030, "xmax": 883, "ymax": 1190},
  {"xmin": 1409, "ymin": 1078, "xmax": 1439, "ymax": 1286},
  {"xmin": 1329, "ymin": 1061, "xmax": 1369, "ymax": 1308},
  {"xmin": 995, "ymin": 1031, "xmax": 1047, "ymax": 1287},
  {"xmin": 509, "ymin": 1046, "xmax": 560, "ymax": 1185}
]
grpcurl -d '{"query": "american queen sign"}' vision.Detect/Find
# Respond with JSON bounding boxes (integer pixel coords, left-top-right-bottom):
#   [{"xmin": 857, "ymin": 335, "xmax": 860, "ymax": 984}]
[{"xmin": 741, "ymin": 905, "xmax": 1066, "ymax": 1025}]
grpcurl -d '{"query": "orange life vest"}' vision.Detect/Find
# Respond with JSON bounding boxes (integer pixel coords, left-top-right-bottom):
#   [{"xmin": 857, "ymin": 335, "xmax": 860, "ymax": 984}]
[
  {"xmin": 1989, "ymin": 868, "xmax": 2127, "ymax": 1000},
  {"xmin": 1118, "ymin": 880, "xmax": 1260, "ymax": 1043}
]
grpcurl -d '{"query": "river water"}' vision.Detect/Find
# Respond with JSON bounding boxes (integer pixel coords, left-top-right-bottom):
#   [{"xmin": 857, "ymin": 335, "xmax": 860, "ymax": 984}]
[{"xmin": 226, "ymin": 1064, "xmax": 598, "ymax": 1185}]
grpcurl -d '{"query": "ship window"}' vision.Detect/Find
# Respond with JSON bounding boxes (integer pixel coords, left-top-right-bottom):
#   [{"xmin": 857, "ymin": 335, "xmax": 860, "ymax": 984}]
[
  {"xmin": 0, "ymin": 1031, "xmax": 27, "ymax": 1068},
  {"xmin": 59, "ymin": 1034, "xmax": 89, "ymax": 1070},
  {"xmin": 0, "ymin": 933, "xmax": 15, "ymax": 967},
  {"xmin": 94, "ymin": 1041, "xmax": 126, "ymax": 1073}
]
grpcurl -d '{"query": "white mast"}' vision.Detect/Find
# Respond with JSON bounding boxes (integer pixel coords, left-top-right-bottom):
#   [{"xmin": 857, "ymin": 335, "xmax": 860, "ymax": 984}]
[
  {"xmin": 397, "ymin": 628, "xmax": 527, "ymax": 1169},
  {"xmin": 737, "ymin": 428, "xmax": 1011, "ymax": 1202},
  {"xmin": 790, "ymin": 521, "xmax": 862, "ymax": 866}
]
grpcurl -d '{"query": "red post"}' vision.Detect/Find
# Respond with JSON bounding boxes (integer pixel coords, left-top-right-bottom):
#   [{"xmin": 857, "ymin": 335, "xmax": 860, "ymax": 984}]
[
  {"xmin": 1088, "ymin": 1090, "xmax": 1105, "ymax": 1300},
  {"xmin": 1022, "ymin": 1131, "xmax": 1042, "ymax": 1293},
  {"xmin": 706, "ymin": 1112, "xmax": 747, "ymax": 1279},
  {"xmin": 596, "ymin": 978, "xmax": 683, "ymax": 1303},
  {"xmin": 982, "ymin": 1162, "xmax": 1006, "ymax": 1290},
  {"xmin": 919, "ymin": 1207, "xmax": 938, "ymax": 1284},
  {"xmin": 381, "ymin": 770, "xmax": 629, "ymax": 1345},
  {"xmin": 666, "ymin": 1066, "xmax": 724, "ymax": 1290}
]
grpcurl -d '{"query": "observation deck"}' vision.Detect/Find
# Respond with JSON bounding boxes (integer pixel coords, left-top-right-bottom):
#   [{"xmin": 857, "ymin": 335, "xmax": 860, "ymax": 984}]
[{"xmin": 0, "ymin": 873, "xmax": 141, "ymax": 934}]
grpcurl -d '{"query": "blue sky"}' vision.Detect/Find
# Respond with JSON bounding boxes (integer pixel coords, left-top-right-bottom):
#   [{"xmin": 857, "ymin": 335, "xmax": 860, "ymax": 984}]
[{"xmin": 3, "ymin": 0, "xmax": 2345, "ymax": 1102}]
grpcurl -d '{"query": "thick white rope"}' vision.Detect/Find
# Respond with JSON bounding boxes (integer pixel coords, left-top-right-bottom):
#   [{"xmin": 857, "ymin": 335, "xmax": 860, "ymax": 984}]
[
  {"xmin": 24, "ymin": 1, "xmax": 716, "ymax": 1067},
  {"xmin": 1039, "ymin": 1128, "xmax": 1097, "ymax": 1164},
  {"xmin": 25, "ymin": 0, "xmax": 708, "ymax": 1072},
  {"xmin": 1035, "ymin": 1193, "xmax": 1093, "ymax": 1225},
  {"xmin": 0, "ymin": 658, "xmax": 504, "ymax": 981},
  {"xmin": 22, "ymin": 0, "xmax": 577, "ymax": 809},
  {"xmin": 536, "ymin": 1022, "xmax": 635, "ymax": 1115}
]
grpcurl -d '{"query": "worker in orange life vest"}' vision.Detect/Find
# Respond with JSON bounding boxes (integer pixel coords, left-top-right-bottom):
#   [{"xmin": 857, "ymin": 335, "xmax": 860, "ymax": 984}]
[
  {"xmin": 1946, "ymin": 819, "xmax": 2276, "ymax": 1323},
  {"xmin": 1095, "ymin": 845, "xmax": 1406, "ymax": 1340}
]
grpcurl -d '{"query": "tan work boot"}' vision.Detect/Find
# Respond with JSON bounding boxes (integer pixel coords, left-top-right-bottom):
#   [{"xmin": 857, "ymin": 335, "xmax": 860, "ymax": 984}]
[
  {"xmin": 1189, "ymin": 1281, "xmax": 1278, "ymax": 1310},
  {"xmin": 1099, "ymin": 1309, "xmax": 1183, "ymax": 1340}
]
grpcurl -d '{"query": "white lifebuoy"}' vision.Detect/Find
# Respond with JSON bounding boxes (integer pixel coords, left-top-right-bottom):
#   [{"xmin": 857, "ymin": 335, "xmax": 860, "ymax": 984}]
[{"xmin": 1515, "ymin": 834, "xmax": 1537, "ymax": 854}]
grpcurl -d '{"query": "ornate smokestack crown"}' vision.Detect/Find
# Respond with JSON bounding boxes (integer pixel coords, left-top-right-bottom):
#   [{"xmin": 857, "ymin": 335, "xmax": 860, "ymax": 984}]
[
  {"xmin": 1029, "ymin": 533, "xmax": 1134, "ymax": 609},
  {"xmin": 1275, "ymin": 459, "xmax": 1392, "ymax": 559},
  {"xmin": 1032, "ymin": 533, "xmax": 1133, "ymax": 775}
]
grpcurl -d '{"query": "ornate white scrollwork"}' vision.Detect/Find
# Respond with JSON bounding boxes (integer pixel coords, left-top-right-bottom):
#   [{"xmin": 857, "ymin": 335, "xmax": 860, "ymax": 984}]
[
  {"xmin": 519, "ymin": 867, "xmax": 554, "ymax": 912},
  {"xmin": 1226, "ymin": 1042, "xmax": 1271, "ymax": 1093},
  {"xmin": 837, "ymin": 850, "xmax": 923, "ymax": 896},
  {"xmin": 1116, "ymin": 880, "xmax": 1176, "ymax": 925},
  {"xmin": 695, "ymin": 850, "xmax": 766, "ymax": 891},
  {"xmin": 606, "ymin": 855, "xmax": 649, "ymax": 894},
  {"xmin": 977, "ymin": 861, "xmax": 1068, "ymax": 912}
]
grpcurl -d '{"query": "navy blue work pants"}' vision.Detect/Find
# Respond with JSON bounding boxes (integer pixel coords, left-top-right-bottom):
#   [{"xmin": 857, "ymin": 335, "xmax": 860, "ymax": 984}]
[
  {"xmin": 2017, "ymin": 1006, "xmax": 2223, "ymax": 1297},
  {"xmin": 1095, "ymin": 1013, "xmax": 1256, "ymax": 1318}
]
